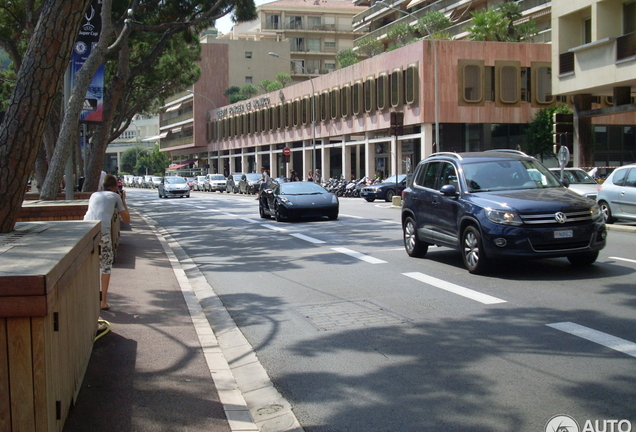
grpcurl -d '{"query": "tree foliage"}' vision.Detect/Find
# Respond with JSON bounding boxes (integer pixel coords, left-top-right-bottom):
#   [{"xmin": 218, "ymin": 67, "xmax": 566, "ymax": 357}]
[
  {"xmin": 524, "ymin": 105, "xmax": 572, "ymax": 159},
  {"xmin": 387, "ymin": 22, "xmax": 414, "ymax": 47},
  {"xmin": 335, "ymin": 48, "xmax": 358, "ymax": 68},
  {"xmin": 275, "ymin": 72, "xmax": 292, "ymax": 86},
  {"xmin": 418, "ymin": 11, "xmax": 452, "ymax": 40},
  {"xmin": 466, "ymin": 3, "xmax": 538, "ymax": 42},
  {"xmin": 357, "ymin": 36, "xmax": 385, "ymax": 58}
]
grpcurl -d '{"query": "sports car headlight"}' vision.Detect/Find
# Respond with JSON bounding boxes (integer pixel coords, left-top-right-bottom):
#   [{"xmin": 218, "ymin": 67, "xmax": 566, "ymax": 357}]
[
  {"xmin": 331, "ymin": 195, "xmax": 338, "ymax": 204},
  {"xmin": 485, "ymin": 208, "xmax": 522, "ymax": 226},
  {"xmin": 590, "ymin": 203, "xmax": 602, "ymax": 221},
  {"xmin": 279, "ymin": 197, "xmax": 293, "ymax": 206}
]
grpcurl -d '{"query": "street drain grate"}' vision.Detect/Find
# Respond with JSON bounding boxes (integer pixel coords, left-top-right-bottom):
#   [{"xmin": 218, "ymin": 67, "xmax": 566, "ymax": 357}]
[{"xmin": 296, "ymin": 300, "xmax": 410, "ymax": 331}]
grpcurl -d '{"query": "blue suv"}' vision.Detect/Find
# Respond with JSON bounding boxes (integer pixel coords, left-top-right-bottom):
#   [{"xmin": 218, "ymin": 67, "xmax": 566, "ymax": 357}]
[{"xmin": 401, "ymin": 151, "xmax": 607, "ymax": 274}]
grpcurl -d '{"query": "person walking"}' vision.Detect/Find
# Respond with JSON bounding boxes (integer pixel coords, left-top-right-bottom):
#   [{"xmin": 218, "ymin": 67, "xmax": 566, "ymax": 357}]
[
  {"xmin": 289, "ymin": 170, "xmax": 300, "ymax": 182},
  {"xmin": 84, "ymin": 174, "xmax": 130, "ymax": 310},
  {"xmin": 314, "ymin": 169, "xmax": 322, "ymax": 185},
  {"xmin": 257, "ymin": 167, "xmax": 271, "ymax": 200}
]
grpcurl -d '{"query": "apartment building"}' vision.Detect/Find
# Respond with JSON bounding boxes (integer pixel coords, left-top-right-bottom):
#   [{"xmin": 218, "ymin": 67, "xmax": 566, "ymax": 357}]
[
  {"xmin": 552, "ymin": 0, "xmax": 636, "ymax": 168},
  {"xmin": 220, "ymin": 0, "xmax": 368, "ymax": 81},
  {"xmin": 352, "ymin": 0, "xmax": 552, "ymax": 44}
]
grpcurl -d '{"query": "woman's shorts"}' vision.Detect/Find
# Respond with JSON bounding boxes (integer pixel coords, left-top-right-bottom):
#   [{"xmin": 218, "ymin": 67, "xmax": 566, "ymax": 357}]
[{"xmin": 99, "ymin": 233, "xmax": 114, "ymax": 274}]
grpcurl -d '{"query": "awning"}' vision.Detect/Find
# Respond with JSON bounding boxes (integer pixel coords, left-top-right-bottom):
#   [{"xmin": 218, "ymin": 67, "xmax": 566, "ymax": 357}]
[
  {"xmin": 165, "ymin": 103, "xmax": 182, "ymax": 112},
  {"xmin": 166, "ymin": 158, "xmax": 198, "ymax": 170},
  {"xmin": 143, "ymin": 132, "xmax": 168, "ymax": 141}
]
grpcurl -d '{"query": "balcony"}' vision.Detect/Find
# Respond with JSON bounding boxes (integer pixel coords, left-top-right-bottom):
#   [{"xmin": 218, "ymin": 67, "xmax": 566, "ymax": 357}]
[
  {"xmin": 559, "ymin": 52, "xmax": 575, "ymax": 75},
  {"xmin": 617, "ymin": 32, "xmax": 636, "ymax": 61}
]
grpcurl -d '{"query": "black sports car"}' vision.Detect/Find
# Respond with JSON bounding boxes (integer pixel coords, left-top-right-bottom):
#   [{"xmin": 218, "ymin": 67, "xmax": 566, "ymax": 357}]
[{"xmin": 259, "ymin": 181, "xmax": 339, "ymax": 221}]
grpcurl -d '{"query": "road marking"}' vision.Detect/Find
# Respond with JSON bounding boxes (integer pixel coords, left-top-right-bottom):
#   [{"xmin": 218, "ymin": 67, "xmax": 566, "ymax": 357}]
[
  {"xmin": 261, "ymin": 224, "xmax": 287, "ymax": 232},
  {"xmin": 331, "ymin": 247, "xmax": 387, "ymax": 264},
  {"xmin": 241, "ymin": 218, "xmax": 260, "ymax": 224},
  {"xmin": 339, "ymin": 214, "xmax": 364, "ymax": 219},
  {"xmin": 403, "ymin": 272, "xmax": 507, "ymax": 305},
  {"xmin": 291, "ymin": 233, "xmax": 325, "ymax": 244},
  {"xmin": 547, "ymin": 322, "xmax": 636, "ymax": 358},
  {"xmin": 609, "ymin": 256, "xmax": 636, "ymax": 264}
]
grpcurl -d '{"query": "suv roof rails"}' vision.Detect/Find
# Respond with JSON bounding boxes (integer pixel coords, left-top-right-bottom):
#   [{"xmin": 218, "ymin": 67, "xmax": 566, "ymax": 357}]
[
  {"xmin": 429, "ymin": 152, "xmax": 463, "ymax": 160},
  {"xmin": 484, "ymin": 149, "xmax": 529, "ymax": 157}
]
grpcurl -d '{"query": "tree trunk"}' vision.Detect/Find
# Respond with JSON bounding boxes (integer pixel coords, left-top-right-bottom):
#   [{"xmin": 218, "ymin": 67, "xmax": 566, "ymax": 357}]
[
  {"xmin": 83, "ymin": 44, "xmax": 130, "ymax": 191},
  {"xmin": 0, "ymin": 0, "xmax": 91, "ymax": 233}
]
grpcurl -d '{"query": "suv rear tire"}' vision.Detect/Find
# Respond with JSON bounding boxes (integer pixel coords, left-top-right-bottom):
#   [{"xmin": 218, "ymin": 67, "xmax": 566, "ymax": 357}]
[
  {"xmin": 403, "ymin": 217, "xmax": 429, "ymax": 257},
  {"xmin": 461, "ymin": 225, "xmax": 490, "ymax": 274}
]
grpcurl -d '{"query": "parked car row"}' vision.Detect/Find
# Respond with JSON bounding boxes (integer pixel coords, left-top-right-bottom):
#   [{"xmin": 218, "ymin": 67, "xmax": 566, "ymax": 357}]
[{"xmin": 123, "ymin": 175, "xmax": 162, "ymax": 189}]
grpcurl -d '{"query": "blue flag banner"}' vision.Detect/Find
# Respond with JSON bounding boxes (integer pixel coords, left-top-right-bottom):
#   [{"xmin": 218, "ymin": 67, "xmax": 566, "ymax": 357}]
[{"xmin": 73, "ymin": 0, "xmax": 103, "ymax": 123}]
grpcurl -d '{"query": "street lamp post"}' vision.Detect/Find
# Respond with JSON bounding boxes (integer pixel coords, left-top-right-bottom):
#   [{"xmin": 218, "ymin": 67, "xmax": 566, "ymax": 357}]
[
  {"xmin": 268, "ymin": 52, "xmax": 317, "ymax": 177},
  {"xmin": 376, "ymin": 1, "xmax": 439, "ymax": 150},
  {"xmin": 187, "ymin": 89, "xmax": 220, "ymax": 174}
]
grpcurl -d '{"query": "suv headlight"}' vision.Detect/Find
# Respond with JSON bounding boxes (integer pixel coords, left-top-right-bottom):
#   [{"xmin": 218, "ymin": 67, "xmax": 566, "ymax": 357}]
[
  {"xmin": 590, "ymin": 203, "xmax": 602, "ymax": 221},
  {"xmin": 485, "ymin": 208, "xmax": 522, "ymax": 226}
]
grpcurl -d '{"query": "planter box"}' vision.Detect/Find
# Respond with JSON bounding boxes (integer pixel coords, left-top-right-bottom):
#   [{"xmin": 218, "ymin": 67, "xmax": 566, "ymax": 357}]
[{"xmin": 0, "ymin": 221, "xmax": 101, "ymax": 432}]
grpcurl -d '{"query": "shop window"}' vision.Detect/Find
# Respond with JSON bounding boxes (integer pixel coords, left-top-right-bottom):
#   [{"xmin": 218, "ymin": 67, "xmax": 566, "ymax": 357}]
[
  {"xmin": 364, "ymin": 76, "xmax": 375, "ymax": 113},
  {"xmin": 495, "ymin": 61, "xmax": 520, "ymax": 106},
  {"xmin": 391, "ymin": 68, "xmax": 402, "ymax": 108},
  {"xmin": 284, "ymin": 102, "xmax": 291, "ymax": 128},
  {"xmin": 485, "ymin": 67, "xmax": 495, "ymax": 101},
  {"xmin": 521, "ymin": 68, "xmax": 531, "ymax": 102},
  {"xmin": 320, "ymin": 91, "xmax": 329, "ymax": 121},
  {"xmin": 463, "ymin": 65, "xmax": 482, "ymax": 102},
  {"xmin": 277, "ymin": 104, "xmax": 283, "ymax": 130},
  {"xmin": 533, "ymin": 63, "xmax": 553, "ymax": 105},
  {"xmin": 302, "ymin": 96, "xmax": 310, "ymax": 125},
  {"xmin": 341, "ymin": 84, "xmax": 351, "ymax": 117},
  {"xmin": 377, "ymin": 73, "xmax": 388, "ymax": 111},
  {"xmin": 269, "ymin": 106, "xmax": 276, "ymax": 131},
  {"xmin": 404, "ymin": 65, "xmax": 417, "ymax": 105},
  {"xmin": 352, "ymin": 81, "xmax": 363, "ymax": 115},
  {"xmin": 293, "ymin": 99, "xmax": 300, "ymax": 127},
  {"xmin": 330, "ymin": 88, "xmax": 340, "ymax": 119}
]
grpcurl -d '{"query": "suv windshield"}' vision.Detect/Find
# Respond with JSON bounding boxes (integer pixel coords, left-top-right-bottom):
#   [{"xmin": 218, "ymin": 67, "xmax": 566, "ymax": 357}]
[{"xmin": 464, "ymin": 159, "xmax": 561, "ymax": 192}]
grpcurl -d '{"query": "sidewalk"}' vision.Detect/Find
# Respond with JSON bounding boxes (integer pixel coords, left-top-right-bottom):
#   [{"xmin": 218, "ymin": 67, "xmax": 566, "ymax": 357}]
[{"xmin": 63, "ymin": 215, "xmax": 232, "ymax": 432}]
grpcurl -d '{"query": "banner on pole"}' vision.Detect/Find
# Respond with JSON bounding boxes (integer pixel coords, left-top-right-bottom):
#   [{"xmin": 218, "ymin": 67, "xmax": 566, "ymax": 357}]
[{"xmin": 73, "ymin": 0, "xmax": 104, "ymax": 123}]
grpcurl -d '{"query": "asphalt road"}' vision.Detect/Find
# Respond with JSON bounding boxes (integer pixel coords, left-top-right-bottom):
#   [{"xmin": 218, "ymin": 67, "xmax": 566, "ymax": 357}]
[{"xmin": 127, "ymin": 187, "xmax": 636, "ymax": 432}]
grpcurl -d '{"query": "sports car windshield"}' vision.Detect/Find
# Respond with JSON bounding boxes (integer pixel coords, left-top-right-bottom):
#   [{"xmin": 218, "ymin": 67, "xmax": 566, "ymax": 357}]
[
  {"xmin": 464, "ymin": 160, "xmax": 562, "ymax": 192},
  {"xmin": 278, "ymin": 182, "xmax": 328, "ymax": 195}
]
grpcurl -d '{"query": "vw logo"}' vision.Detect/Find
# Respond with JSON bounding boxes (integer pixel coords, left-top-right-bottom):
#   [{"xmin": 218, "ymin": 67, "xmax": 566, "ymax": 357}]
[{"xmin": 554, "ymin": 212, "xmax": 567, "ymax": 224}]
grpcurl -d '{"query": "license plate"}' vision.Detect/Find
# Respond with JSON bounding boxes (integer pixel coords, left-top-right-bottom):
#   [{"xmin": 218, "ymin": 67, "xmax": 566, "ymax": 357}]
[{"xmin": 554, "ymin": 230, "xmax": 573, "ymax": 238}]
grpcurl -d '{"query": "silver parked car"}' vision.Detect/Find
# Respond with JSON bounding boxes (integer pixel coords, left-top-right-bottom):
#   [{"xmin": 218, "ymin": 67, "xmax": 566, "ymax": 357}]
[
  {"xmin": 596, "ymin": 163, "xmax": 636, "ymax": 223},
  {"xmin": 158, "ymin": 176, "xmax": 191, "ymax": 198},
  {"xmin": 206, "ymin": 174, "xmax": 227, "ymax": 192},
  {"xmin": 549, "ymin": 167, "xmax": 599, "ymax": 200},
  {"xmin": 193, "ymin": 175, "xmax": 208, "ymax": 191}
]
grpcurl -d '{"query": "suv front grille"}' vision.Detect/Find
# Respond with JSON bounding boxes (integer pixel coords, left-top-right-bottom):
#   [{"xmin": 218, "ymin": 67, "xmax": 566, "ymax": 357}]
[{"xmin": 520, "ymin": 210, "xmax": 593, "ymax": 226}]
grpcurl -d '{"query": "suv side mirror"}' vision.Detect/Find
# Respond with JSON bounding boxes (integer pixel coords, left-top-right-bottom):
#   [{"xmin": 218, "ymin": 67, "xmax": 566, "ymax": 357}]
[{"xmin": 440, "ymin": 184, "xmax": 458, "ymax": 197}]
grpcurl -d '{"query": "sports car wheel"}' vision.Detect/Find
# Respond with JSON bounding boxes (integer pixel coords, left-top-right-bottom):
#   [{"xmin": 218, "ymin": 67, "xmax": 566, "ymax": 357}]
[
  {"xmin": 259, "ymin": 205, "xmax": 270, "ymax": 219},
  {"xmin": 275, "ymin": 205, "xmax": 283, "ymax": 222}
]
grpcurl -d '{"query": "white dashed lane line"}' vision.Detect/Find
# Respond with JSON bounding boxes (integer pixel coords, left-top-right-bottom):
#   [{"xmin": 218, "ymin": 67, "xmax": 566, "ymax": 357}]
[
  {"xmin": 547, "ymin": 322, "xmax": 636, "ymax": 358},
  {"xmin": 609, "ymin": 256, "xmax": 636, "ymax": 264},
  {"xmin": 331, "ymin": 247, "xmax": 388, "ymax": 264},
  {"xmin": 403, "ymin": 272, "xmax": 507, "ymax": 305},
  {"xmin": 291, "ymin": 233, "xmax": 326, "ymax": 244}
]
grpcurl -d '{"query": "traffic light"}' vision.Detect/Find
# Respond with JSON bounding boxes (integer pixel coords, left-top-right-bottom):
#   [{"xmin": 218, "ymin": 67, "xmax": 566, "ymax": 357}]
[{"xmin": 390, "ymin": 111, "xmax": 404, "ymax": 136}]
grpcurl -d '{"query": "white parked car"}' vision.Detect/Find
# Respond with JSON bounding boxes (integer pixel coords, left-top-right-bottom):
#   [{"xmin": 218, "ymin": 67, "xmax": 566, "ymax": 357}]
[
  {"xmin": 549, "ymin": 167, "xmax": 599, "ymax": 200},
  {"xmin": 596, "ymin": 163, "xmax": 636, "ymax": 223},
  {"xmin": 193, "ymin": 175, "xmax": 208, "ymax": 191},
  {"xmin": 206, "ymin": 174, "xmax": 227, "ymax": 192}
]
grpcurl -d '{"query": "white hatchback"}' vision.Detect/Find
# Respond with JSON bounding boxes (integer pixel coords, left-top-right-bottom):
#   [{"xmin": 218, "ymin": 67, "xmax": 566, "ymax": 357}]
[{"xmin": 597, "ymin": 163, "xmax": 636, "ymax": 223}]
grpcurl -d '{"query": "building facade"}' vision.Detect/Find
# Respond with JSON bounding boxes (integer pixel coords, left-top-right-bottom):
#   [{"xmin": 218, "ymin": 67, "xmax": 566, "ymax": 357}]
[
  {"xmin": 552, "ymin": 0, "xmax": 636, "ymax": 169},
  {"xmin": 203, "ymin": 39, "xmax": 554, "ymax": 180}
]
